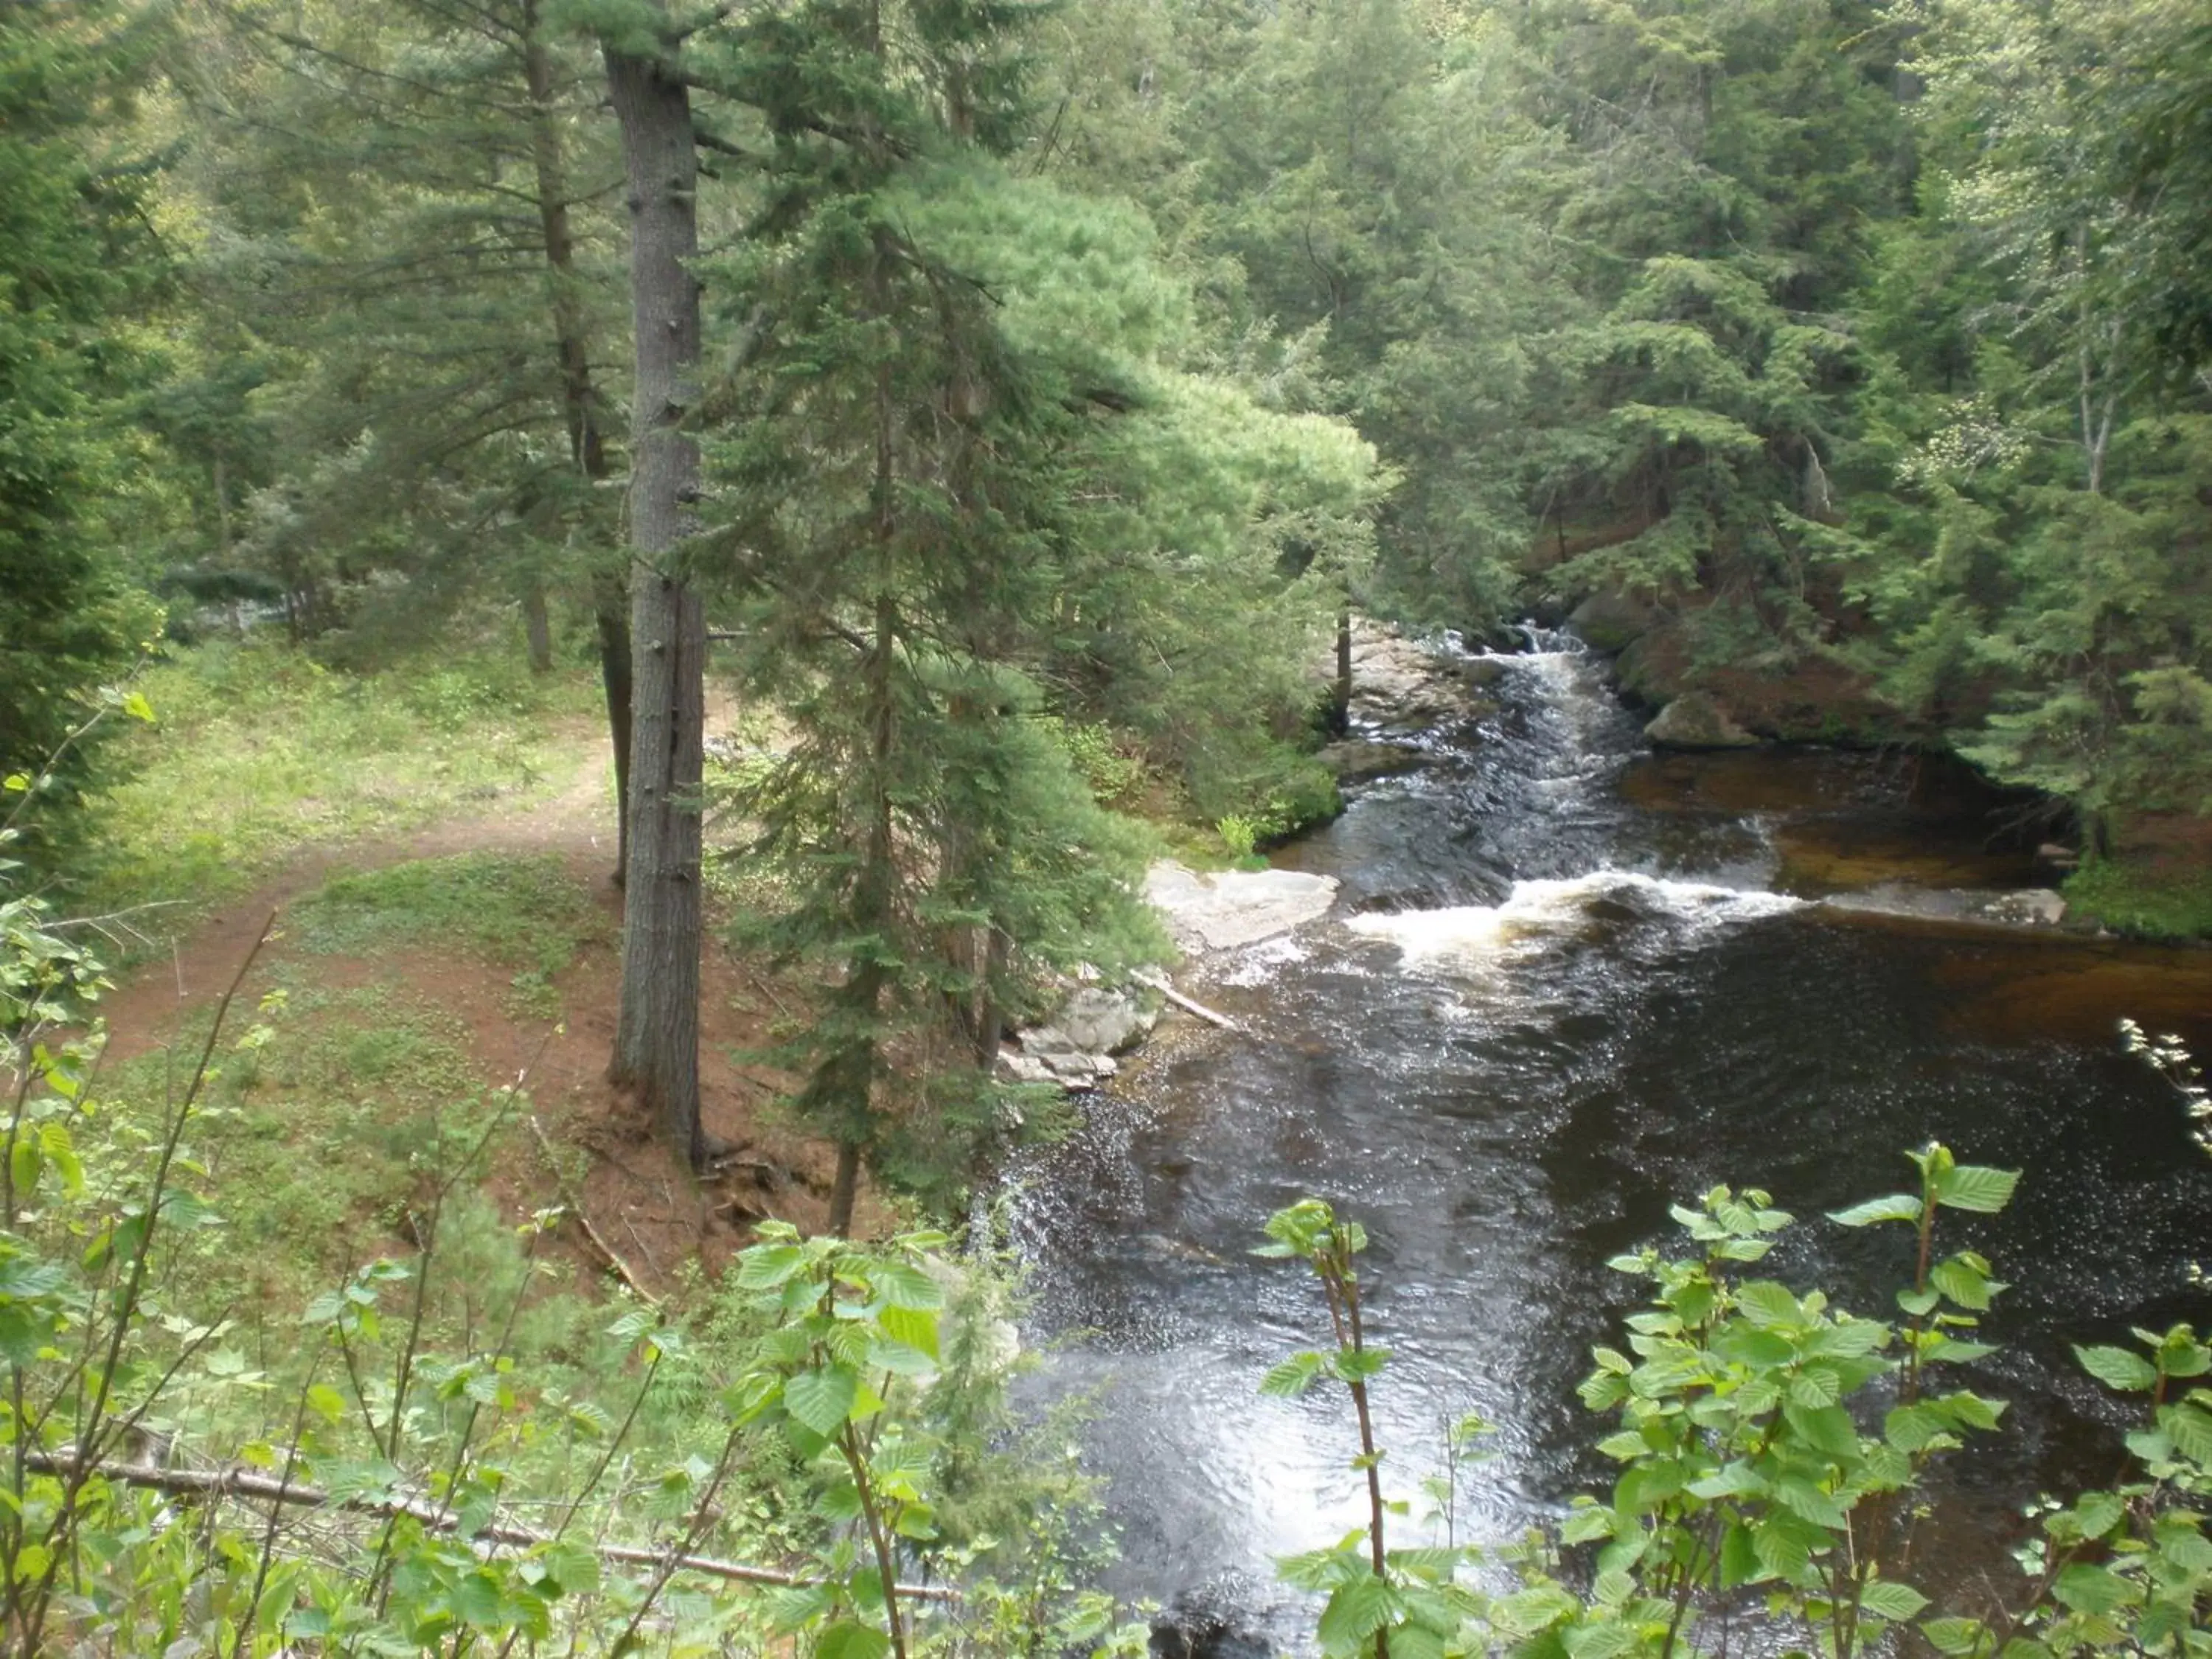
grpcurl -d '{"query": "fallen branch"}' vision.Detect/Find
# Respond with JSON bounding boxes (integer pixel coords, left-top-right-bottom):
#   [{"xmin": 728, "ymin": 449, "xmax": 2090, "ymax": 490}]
[
  {"xmin": 527, "ymin": 1116, "xmax": 663, "ymax": 1309},
  {"xmin": 21, "ymin": 1453, "xmax": 955, "ymax": 1600},
  {"xmin": 1132, "ymin": 969, "xmax": 1242, "ymax": 1034}
]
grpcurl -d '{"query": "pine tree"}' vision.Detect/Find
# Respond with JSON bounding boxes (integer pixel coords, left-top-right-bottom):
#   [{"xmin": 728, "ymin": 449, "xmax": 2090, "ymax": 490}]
[{"xmin": 0, "ymin": 1, "xmax": 170, "ymax": 794}]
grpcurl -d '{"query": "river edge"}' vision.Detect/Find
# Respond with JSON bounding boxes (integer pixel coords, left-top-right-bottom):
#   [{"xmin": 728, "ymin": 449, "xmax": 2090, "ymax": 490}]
[{"xmin": 1015, "ymin": 627, "xmax": 2163, "ymax": 1092}]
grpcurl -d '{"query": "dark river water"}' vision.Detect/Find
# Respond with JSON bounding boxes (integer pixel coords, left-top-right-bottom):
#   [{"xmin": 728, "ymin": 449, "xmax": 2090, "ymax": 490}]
[{"xmin": 1007, "ymin": 633, "xmax": 2212, "ymax": 1651}]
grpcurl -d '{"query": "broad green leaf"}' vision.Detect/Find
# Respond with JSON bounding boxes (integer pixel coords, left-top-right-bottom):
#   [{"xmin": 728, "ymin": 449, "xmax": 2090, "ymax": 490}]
[
  {"xmin": 782, "ymin": 1366, "xmax": 860, "ymax": 1436},
  {"xmin": 2074, "ymin": 1344, "xmax": 2159, "ymax": 1393},
  {"xmin": 1316, "ymin": 1572, "xmax": 1397, "ymax": 1658},
  {"xmin": 1930, "ymin": 1257, "xmax": 2001, "ymax": 1310},
  {"xmin": 1829, "ymin": 1194, "xmax": 1921, "ymax": 1227},
  {"xmin": 1719, "ymin": 1523, "xmax": 1760, "ymax": 1587},
  {"xmin": 815, "ymin": 1620, "xmax": 892, "ymax": 1659},
  {"xmin": 1920, "ymin": 1616, "xmax": 1987, "ymax": 1655},
  {"xmin": 1734, "ymin": 1281, "xmax": 1801, "ymax": 1327},
  {"xmin": 1564, "ymin": 1620, "xmax": 1636, "ymax": 1659},
  {"xmin": 1859, "ymin": 1579, "xmax": 1928, "ymax": 1621},
  {"xmin": 875, "ymin": 1303, "xmax": 937, "ymax": 1360},
  {"xmin": 765, "ymin": 1585, "xmax": 832, "ymax": 1634},
  {"xmin": 2051, "ymin": 1563, "xmax": 2132, "ymax": 1616},
  {"xmin": 1933, "ymin": 1164, "xmax": 2018, "ymax": 1214},
  {"xmin": 2160, "ymin": 1401, "xmax": 2212, "ymax": 1464},
  {"xmin": 1784, "ymin": 1402, "xmax": 1861, "ymax": 1460},
  {"xmin": 735, "ymin": 1245, "xmax": 804, "ymax": 1290},
  {"xmin": 871, "ymin": 1262, "xmax": 943, "ymax": 1312}
]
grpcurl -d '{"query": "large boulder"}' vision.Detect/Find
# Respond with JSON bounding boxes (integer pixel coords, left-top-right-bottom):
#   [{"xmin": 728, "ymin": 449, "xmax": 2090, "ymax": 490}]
[
  {"xmin": 1342, "ymin": 619, "xmax": 1478, "ymax": 731},
  {"xmin": 1645, "ymin": 692, "xmax": 1758, "ymax": 750},
  {"xmin": 1568, "ymin": 591, "xmax": 1660, "ymax": 654},
  {"xmin": 1144, "ymin": 860, "xmax": 1340, "ymax": 953},
  {"xmin": 1048, "ymin": 987, "xmax": 1158, "ymax": 1055}
]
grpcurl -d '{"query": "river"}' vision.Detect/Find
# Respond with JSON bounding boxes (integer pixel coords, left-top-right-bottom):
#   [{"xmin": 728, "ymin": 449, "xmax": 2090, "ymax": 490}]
[{"xmin": 1007, "ymin": 631, "xmax": 2212, "ymax": 1653}]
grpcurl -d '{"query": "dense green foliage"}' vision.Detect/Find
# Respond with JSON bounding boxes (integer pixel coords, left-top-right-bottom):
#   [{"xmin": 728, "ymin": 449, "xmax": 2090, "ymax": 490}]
[{"xmin": 0, "ymin": 3, "xmax": 167, "ymax": 799}]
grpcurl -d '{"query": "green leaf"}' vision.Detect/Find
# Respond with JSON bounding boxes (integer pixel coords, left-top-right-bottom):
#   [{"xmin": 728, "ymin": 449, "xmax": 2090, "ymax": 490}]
[
  {"xmin": 875, "ymin": 1302, "xmax": 938, "ymax": 1360},
  {"xmin": 815, "ymin": 1621, "xmax": 892, "ymax": 1659},
  {"xmin": 782, "ymin": 1366, "xmax": 860, "ymax": 1436},
  {"xmin": 2159, "ymin": 1401, "xmax": 2212, "ymax": 1464},
  {"xmin": 1334, "ymin": 1345, "xmax": 1390, "ymax": 1381},
  {"xmin": 1719, "ymin": 1523, "xmax": 1761, "ymax": 1587},
  {"xmin": 1734, "ymin": 1281, "xmax": 1801, "ymax": 1327},
  {"xmin": 1930, "ymin": 1257, "xmax": 2000, "ymax": 1310},
  {"xmin": 2075, "ymin": 1344, "xmax": 2159, "ymax": 1393},
  {"xmin": 1784, "ymin": 1402, "xmax": 1862, "ymax": 1460},
  {"xmin": 1564, "ymin": 1621, "xmax": 1636, "ymax": 1659},
  {"xmin": 765, "ymin": 1585, "xmax": 833, "ymax": 1633},
  {"xmin": 1920, "ymin": 1616, "xmax": 1987, "ymax": 1655},
  {"xmin": 871, "ymin": 1262, "xmax": 943, "ymax": 1312},
  {"xmin": 735, "ymin": 1245, "xmax": 805, "ymax": 1290},
  {"xmin": 1932, "ymin": 1165, "xmax": 2018, "ymax": 1214},
  {"xmin": 1859, "ymin": 1579, "xmax": 1929, "ymax": 1621},
  {"xmin": 1261, "ymin": 1352, "xmax": 1328, "ymax": 1399},
  {"xmin": 1316, "ymin": 1572, "xmax": 1397, "ymax": 1658},
  {"xmin": 1829, "ymin": 1194, "xmax": 1921, "ymax": 1227},
  {"xmin": 1559, "ymin": 1506, "xmax": 1615, "ymax": 1544},
  {"xmin": 2051, "ymin": 1563, "xmax": 2132, "ymax": 1616}
]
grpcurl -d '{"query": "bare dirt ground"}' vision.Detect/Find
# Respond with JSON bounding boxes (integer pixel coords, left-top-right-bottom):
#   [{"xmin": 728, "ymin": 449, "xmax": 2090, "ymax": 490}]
[{"xmin": 95, "ymin": 720, "xmax": 886, "ymax": 1301}]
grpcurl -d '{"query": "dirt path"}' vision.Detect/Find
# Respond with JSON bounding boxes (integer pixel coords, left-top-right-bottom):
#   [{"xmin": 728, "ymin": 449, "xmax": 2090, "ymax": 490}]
[
  {"xmin": 92, "ymin": 711, "xmax": 881, "ymax": 1281},
  {"xmin": 98, "ymin": 722, "xmax": 619, "ymax": 1062}
]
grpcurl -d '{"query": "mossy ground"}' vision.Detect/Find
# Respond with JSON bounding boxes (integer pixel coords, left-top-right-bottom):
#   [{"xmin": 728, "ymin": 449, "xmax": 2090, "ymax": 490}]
[{"xmin": 2063, "ymin": 859, "xmax": 2212, "ymax": 942}]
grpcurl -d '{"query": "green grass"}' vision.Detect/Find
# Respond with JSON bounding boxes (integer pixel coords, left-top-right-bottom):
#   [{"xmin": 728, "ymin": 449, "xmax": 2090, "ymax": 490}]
[
  {"xmin": 2062, "ymin": 858, "xmax": 2212, "ymax": 942},
  {"xmin": 100, "ymin": 981, "xmax": 498, "ymax": 1297},
  {"xmin": 290, "ymin": 851, "xmax": 605, "ymax": 1017},
  {"xmin": 81, "ymin": 638, "xmax": 603, "ymax": 924}
]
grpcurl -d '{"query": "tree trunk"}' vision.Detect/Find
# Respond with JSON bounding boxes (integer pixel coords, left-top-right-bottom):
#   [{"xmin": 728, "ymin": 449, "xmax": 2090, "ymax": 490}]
[
  {"xmin": 524, "ymin": 0, "xmax": 631, "ymax": 883},
  {"xmin": 594, "ymin": 573, "xmax": 633, "ymax": 883},
  {"xmin": 603, "ymin": 14, "xmax": 706, "ymax": 1169},
  {"xmin": 1334, "ymin": 605, "xmax": 1353, "ymax": 734},
  {"xmin": 521, "ymin": 580, "xmax": 554, "ymax": 672},
  {"xmin": 828, "ymin": 1140, "xmax": 863, "ymax": 1239}
]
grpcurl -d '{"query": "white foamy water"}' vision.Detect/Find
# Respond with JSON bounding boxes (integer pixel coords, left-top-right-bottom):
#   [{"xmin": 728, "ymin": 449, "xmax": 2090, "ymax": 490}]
[{"xmin": 1345, "ymin": 869, "xmax": 1805, "ymax": 968}]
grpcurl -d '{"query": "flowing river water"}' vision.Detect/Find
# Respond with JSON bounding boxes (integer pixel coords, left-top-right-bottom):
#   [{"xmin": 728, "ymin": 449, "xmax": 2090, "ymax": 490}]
[{"xmin": 1006, "ymin": 632, "xmax": 2212, "ymax": 1652}]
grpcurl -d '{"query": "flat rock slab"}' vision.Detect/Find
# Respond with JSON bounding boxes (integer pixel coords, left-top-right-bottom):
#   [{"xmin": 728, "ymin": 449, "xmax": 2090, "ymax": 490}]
[{"xmin": 1144, "ymin": 860, "xmax": 1340, "ymax": 953}]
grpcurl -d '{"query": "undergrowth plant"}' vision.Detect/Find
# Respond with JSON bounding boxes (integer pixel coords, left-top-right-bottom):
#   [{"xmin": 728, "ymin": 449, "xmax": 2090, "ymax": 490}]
[
  {"xmin": 1262, "ymin": 1129, "xmax": 2211, "ymax": 1659},
  {"xmin": 0, "ymin": 835, "xmax": 1135, "ymax": 1655}
]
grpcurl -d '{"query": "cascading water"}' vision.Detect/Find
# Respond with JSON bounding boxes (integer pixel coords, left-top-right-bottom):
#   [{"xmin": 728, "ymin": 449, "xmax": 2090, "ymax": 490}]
[{"xmin": 1006, "ymin": 632, "xmax": 2212, "ymax": 1652}]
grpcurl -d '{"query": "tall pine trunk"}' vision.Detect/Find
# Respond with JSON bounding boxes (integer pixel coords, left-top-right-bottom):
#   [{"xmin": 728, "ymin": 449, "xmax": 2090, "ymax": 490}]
[
  {"xmin": 604, "ymin": 14, "xmax": 706, "ymax": 1169},
  {"xmin": 524, "ymin": 0, "xmax": 631, "ymax": 882}
]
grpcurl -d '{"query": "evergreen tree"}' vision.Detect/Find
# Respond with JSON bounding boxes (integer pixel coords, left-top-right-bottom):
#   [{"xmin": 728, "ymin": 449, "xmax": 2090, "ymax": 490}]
[{"xmin": 0, "ymin": 1, "xmax": 170, "ymax": 794}]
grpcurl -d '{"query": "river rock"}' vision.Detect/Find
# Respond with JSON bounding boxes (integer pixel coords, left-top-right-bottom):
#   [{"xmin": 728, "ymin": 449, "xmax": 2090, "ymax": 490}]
[
  {"xmin": 1979, "ymin": 888, "xmax": 2067, "ymax": 926},
  {"xmin": 1344, "ymin": 619, "xmax": 1476, "ymax": 731},
  {"xmin": 1645, "ymin": 692, "xmax": 1758, "ymax": 750},
  {"xmin": 1568, "ymin": 591, "xmax": 1659, "ymax": 653},
  {"xmin": 1457, "ymin": 655, "xmax": 1511, "ymax": 689},
  {"xmin": 1144, "ymin": 860, "xmax": 1340, "ymax": 953},
  {"xmin": 1318, "ymin": 739, "xmax": 1427, "ymax": 785},
  {"xmin": 1047, "ymin": 987, "xmax": 1159, "ymax": 1055}
]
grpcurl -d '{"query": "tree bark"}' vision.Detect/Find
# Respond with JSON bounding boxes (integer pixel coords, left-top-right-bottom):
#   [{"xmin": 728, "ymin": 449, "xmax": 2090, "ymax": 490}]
[
  {"xmin": 524, "ymin": 0, "xmax": 632, "ymax": 881},
  {"xmin": 521, "ymin": 580, "xmax": 554, "ymax": 672},
  {"xmin": 603, "ymin": 13, "xmax": 706, "ymax": 1169}
]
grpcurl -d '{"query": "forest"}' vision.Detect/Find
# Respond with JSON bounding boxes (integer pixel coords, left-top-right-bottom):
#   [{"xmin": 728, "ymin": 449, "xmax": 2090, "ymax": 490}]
[{"xmin": 2, "ymin": 0, "xmax": 2210, "ymax": 1654}]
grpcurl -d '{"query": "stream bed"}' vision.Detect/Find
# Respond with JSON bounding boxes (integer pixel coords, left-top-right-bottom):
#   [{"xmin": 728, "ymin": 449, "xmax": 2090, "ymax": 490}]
[{"xmin": 1007, "ymin": 633, "xmax": 2212, "ymax": 1652}]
